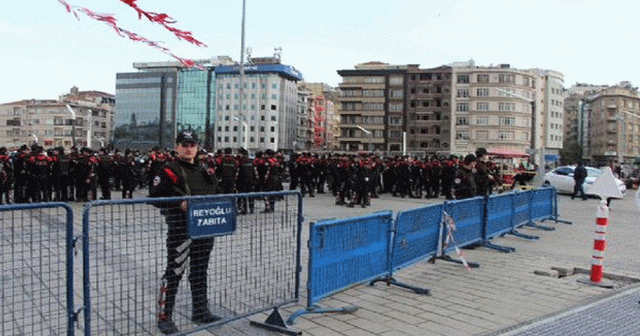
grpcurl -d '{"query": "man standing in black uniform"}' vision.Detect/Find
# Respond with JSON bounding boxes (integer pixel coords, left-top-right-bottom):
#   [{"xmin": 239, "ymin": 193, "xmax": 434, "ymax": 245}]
[
  {"xmin": 149, "ymin": 130, "xmax": 221, "ymax": 334},
  {"xmin": 454, "ymin": 154, "xmax": 478, "ymax": 200},
  {"xmin": 236, "ymin": 148, "xmax": 257, "ymax": 214}
]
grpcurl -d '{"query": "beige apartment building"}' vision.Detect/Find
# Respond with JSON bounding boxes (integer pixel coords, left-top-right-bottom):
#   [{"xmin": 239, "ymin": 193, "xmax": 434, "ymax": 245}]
[
  {"xmin": 0, "ymin": 87, "xmax": 115, "ymax": 149},
  {"xmin": 450, "ymin": 62, "xmax": 538, "ymax": 157},
  {"xmin": 588, "ymin": 83, "xmax": 640, "ymax": 164}
]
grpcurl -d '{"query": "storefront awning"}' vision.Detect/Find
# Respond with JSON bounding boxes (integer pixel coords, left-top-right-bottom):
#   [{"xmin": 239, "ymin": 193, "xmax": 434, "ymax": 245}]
[{"xmin": 487, "ymin": 148, "xmax": 530, "ymax": 158}]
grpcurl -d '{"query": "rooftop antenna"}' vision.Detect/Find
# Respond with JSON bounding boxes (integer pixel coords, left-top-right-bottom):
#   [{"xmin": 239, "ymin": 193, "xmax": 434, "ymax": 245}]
[{"xmin": 274, "ymin": 47, "xmax": 282, "ymax": 60}]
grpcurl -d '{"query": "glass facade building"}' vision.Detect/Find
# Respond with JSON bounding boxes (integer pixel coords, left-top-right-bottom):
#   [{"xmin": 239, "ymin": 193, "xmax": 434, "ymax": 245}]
[
  {"xmin": 176, "ymin": 69, "xmax": 216, "ymax": 149},
  {"xmin": 114, "ymin": 71, "xmax": 178, "ymax": 149}
]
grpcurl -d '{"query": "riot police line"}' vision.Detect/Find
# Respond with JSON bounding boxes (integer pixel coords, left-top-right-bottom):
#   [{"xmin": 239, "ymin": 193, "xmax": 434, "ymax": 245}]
[{"xmin": 0, "ymin": 143, "xmax": 506, "ymax": 206}]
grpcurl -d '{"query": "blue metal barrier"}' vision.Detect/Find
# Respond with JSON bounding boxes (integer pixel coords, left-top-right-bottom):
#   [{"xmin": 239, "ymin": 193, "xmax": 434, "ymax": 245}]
[
  {"xmin": 531, "ymin": 187, "xmax": 555, "ymax": 222},
  {"xmin": 391, "ymin": 204, "xmax": 443, "ymax": 270},
  {"xmin": 443, "ymin": 196, "xmax": 485, "ymax": 250},
  {"xmin": 0, "ymin": 202, "xmax": 75, "ymax": 336},
  {"xmin": 287, "ymin": 211, "xmax": 393, "ymax": 324},
  {"xmin": 368, "ymin": 204, "xmax": 444, "ymax": 295},
  {"xmin": 483, "ymin": 193, "xmax": 517, "ymax": 252}
]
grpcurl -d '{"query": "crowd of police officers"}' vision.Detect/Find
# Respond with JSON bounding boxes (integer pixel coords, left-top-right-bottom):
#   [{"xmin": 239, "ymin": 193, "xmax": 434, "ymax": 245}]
[{"xmin": 0, "ymin": 143, "xmax": 501, "ymax": 207}]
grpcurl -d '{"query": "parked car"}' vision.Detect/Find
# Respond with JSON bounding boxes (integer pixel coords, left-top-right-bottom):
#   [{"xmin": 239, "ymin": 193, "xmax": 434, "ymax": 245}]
[{"xmin": 542, "ymin": 166, "xmax": 626, "ymax": 196}]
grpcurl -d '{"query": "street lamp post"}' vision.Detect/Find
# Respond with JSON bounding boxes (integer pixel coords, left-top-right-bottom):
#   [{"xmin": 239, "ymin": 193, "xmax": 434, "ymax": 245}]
[
  {"xmin": 232, "ymin": 116, "xmax": 248, "ymax": 150},
  {"xmin": 66, "ymin": 105, "xmax": 77, "ymax": 148},
  {"xmin": 355, "ymin": 125, "xmax": 372, "ymax": 151},
  {"xmin": 237, "ymin": 0, "xmax": 247, "ymax": 149}
]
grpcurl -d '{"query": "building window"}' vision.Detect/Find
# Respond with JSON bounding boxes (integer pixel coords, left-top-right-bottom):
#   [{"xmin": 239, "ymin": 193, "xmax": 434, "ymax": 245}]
[
  {"xmin": 389, "ymin": 103, "xmax": 403, "ymax": 112},
  {"xmin": 456, "ymin": 132, "xmax": 470, "ymax": 140},
  {"xmin": 389, "ymin": 76, "xmax": 403, "ymax": 85},
  {"xmin": 477, "ymin": 130, "xmax": 488, "ymax": 140},
  {"xmin": 456, "ymin": 89, "xmax": 469, "ymax": 98},
  {"xmin": 456, "ymin": 103, "xmax": 469, "ymax": 111},
  {"xmin": 498, "ymin": 74, "xmax": 515, "ymax": 83},
  {"xmin": 456, "ymin": 116, "xmax": 469, "ymax": 125},
  {"xmin": 270, "ymin": 126, "xmax": 275, "ymax": 132},
  {"xmin": 457, "ymin": 74, "xmax": 470, "ymax": 83},
  {"xmin": 476, "ymin": 116, "xmax": 488, "ymax": 125},
  {"xmin": 498, "ymin": 131, "xmax": 514, "ymax": 140},
  {"xmin": 499, "ymin": 117, "xmax": 516, "ymax": 126},
  {"xmin": 390, "ymin": 90, "xmax": 403, "ymax": 99},
  {"xmin": 477, "ymin": 74, "xmax": 490, "ymax": 83},
  {"xmin": 477, "ymin": 102, "xmax": 489, "ymax": 111},
  {"xmin": 498, "ymin": 102, "xmax": 516, "ymax": 111},
  {"xmin": 476, "ymin": 88, "xmax": 489, "ymax": 97},
  {"xmin": 389, "ymin": 116, "xmax": 402, "ymax": 125}
]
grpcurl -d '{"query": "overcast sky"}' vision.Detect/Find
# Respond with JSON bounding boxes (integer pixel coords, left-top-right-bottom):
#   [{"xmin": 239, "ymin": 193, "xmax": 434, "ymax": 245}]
[{"xmin": 1, "ymin": 0, "xmax": 638, "ymax": 103}]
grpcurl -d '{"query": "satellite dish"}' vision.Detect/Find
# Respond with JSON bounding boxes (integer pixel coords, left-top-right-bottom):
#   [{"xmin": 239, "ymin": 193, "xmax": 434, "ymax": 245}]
[{"xmin": 590, "ymin": 166, "xmax": 624, "ymax": 200}]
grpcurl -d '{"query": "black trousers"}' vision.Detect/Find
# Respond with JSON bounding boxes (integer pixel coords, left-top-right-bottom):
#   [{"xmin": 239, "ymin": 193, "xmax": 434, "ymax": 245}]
[{"xmin": 158, "ymin": 212, "xmax": 214, "ymax": 320}]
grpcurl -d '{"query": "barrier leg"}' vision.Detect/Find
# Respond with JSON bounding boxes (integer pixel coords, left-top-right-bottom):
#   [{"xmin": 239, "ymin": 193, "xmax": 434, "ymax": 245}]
[
  {"xmin": 286, "ymin": 305, "xmax": 358, "ymax": 326},
  {"xmin": 369, "ymin": 276, "xmax": 430, "ymax": 295},
  {"xmin": 524, "ymin": 221, "xmax": 555, "ymax": 231},
  {"xmin": 506, "ymin": 230, "xmax": 539, "ymax": 240},
  {"xmin": 251, "ymin": 308, "xmax": 302, "ymax": 335},
  {"xmin": 435, "ymin": 255, "xmax": 480, "ymax": 268},
  {"xmin": 481, "ymin": 241, "xmax": 516, "ymax": 253}
]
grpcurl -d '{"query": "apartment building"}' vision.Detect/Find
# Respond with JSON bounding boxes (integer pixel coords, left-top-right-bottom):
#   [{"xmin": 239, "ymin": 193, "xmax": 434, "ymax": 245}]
[
  {"xmin": 337, "ymin": 62, "xmax": 403, "ymax": 153},
  {"xmin": 0, "ymin": 87, "xmax": 114, "ymax": 149},
  {"xmin": 451, "ymin": 62, "xmax": 538, "ymax": 158},
  {"xmin": 304, "ymin": 82, "xmax": 339, "ymax": 151},
  {"xmin": 588, "ymin": 82, "xmax": 640, "ymax": 164}
]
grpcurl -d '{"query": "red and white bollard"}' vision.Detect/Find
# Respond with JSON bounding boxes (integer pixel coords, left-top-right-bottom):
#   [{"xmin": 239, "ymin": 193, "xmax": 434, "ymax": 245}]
[{"xmin": 579, "ymin": 200, "xmax": 614, "ymax": 288}]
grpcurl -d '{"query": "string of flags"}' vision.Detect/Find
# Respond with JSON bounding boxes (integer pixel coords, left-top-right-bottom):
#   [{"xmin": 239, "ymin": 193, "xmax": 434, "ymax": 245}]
[{"xmin": 57, "ymin": 0, "xmax": 206, "ymax": 70}]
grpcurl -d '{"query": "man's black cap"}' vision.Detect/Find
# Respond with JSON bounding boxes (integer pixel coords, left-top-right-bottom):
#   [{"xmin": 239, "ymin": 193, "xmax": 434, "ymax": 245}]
[{"xmin": 176, "ymin": 130, "xmax": 198, "ymax": 144}]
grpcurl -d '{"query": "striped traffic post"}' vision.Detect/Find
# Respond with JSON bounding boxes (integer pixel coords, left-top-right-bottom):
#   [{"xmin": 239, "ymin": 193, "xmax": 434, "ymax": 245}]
[
  {"xmin": 590, "ymin": 200, "xmax": 608, "ymax": 283},
  {"xmin": 578, "ymin": 200, "xmax": 614, "ymax": 288}
]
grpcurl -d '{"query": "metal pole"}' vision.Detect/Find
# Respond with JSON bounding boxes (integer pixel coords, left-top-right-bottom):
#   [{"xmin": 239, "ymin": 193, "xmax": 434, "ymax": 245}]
[
  {"xmin": 66, "ymin": 105, "xmax": 77, "ymax": 148},
  {"xmin": 238, "ymin": 0, "xmax": 246, "ymax": 149}
]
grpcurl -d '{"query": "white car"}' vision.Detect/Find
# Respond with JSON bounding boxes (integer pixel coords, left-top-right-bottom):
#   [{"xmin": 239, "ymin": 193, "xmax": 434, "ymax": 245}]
[{"xmin": 543, "ymin": 166, "xmax": 626, "ymax": 196}]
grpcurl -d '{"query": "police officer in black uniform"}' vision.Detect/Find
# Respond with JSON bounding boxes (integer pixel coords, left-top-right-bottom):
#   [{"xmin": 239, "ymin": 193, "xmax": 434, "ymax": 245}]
[
  {"xmin": 454, "ymin": 154, "xmax": 478, "ymax": 200},
  {"xmin": 149, "ymin": 130, "xmax": 221, "ymax": 334},
  {"xmin": 236, "ymin": 148, "xmax": 257, "ymax": 214}
]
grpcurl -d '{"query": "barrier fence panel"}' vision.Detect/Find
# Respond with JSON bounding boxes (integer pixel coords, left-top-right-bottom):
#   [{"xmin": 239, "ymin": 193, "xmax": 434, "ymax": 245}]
[
  {"xmin": 82, "ymin": 191, "xmax": 302, "ymax": 335},
  {"xmin": 512, "ymin": 190, "xmax": 533, "ymax": 228},
  {"xmin": 391, "ymin": 204, "xmax": 443, "ymax": 271},
  {"xmin": 531, "ymin": 187, "xmax": 555, "ymax": 222},
  {"xmin": 305, "ymin": 211, "xmax": 392, "ymax": 305},
  {"xmin": 0, "ymin": 203, "xmax": 75, "ymax": 336},
  {"xmin": 484, "ymin": 193, "xmax": 515, "ymax": 240},
  {"xmin": 443, "ymin": 197, "xmax": 485, "ymax": 251},
  {"xmin": 287, "ymin": 211, "xmax": 393, "ymax": 324}
]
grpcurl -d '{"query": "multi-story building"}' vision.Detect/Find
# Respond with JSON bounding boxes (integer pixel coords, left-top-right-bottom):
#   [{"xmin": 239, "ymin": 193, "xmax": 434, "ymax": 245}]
[
  {"xmin": 537, "ymin": 69, "xmax": 566, "ymax": 165},
  {"xmin": 0, "ymin": 87, "xmax": 114, "ymax": 149},
  {"xmin": 214, "ymin": 59, "xmax": 303, "ymax": 152},
  {"xmin": 303, "ymin": 82, "xmax": 339, "ymax": 151},
  {"xmin": 115, "ymin": 57, "xmax": 232, "ymax": 150},
  {"xmin": 451, "ymin": 62, "xmax": 538, "ymax": 158},
  {"xmin": 588, "ymin": 82, "xmax": 640, "ymax": 164},
  {"xmin": 114, "ymin": 55, "xmax": 303, "ymax": 152},
  {"xmin": 337, "ymin": 62, "xmax": 409, "ymax": 153},
  {"xmin": 563, "ymin": 83, "xmax": 611, "ymax": 162},
  {"xmin": 296, "ymin": 84, "xmax": 313, "ymax": 150},
  {"xmin": 338, "ymin": 60, "xmax": 564, "ymax": 165},
  {"xmin": 406, "ymin": 65, "xmax": 453, "ymax": 156}
]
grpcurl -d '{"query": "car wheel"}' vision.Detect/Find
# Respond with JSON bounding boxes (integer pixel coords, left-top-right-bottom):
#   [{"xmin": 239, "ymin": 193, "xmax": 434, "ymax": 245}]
[{"xmin": 543, "ymin": 181, "xmax": 550, "ymax": 187}]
